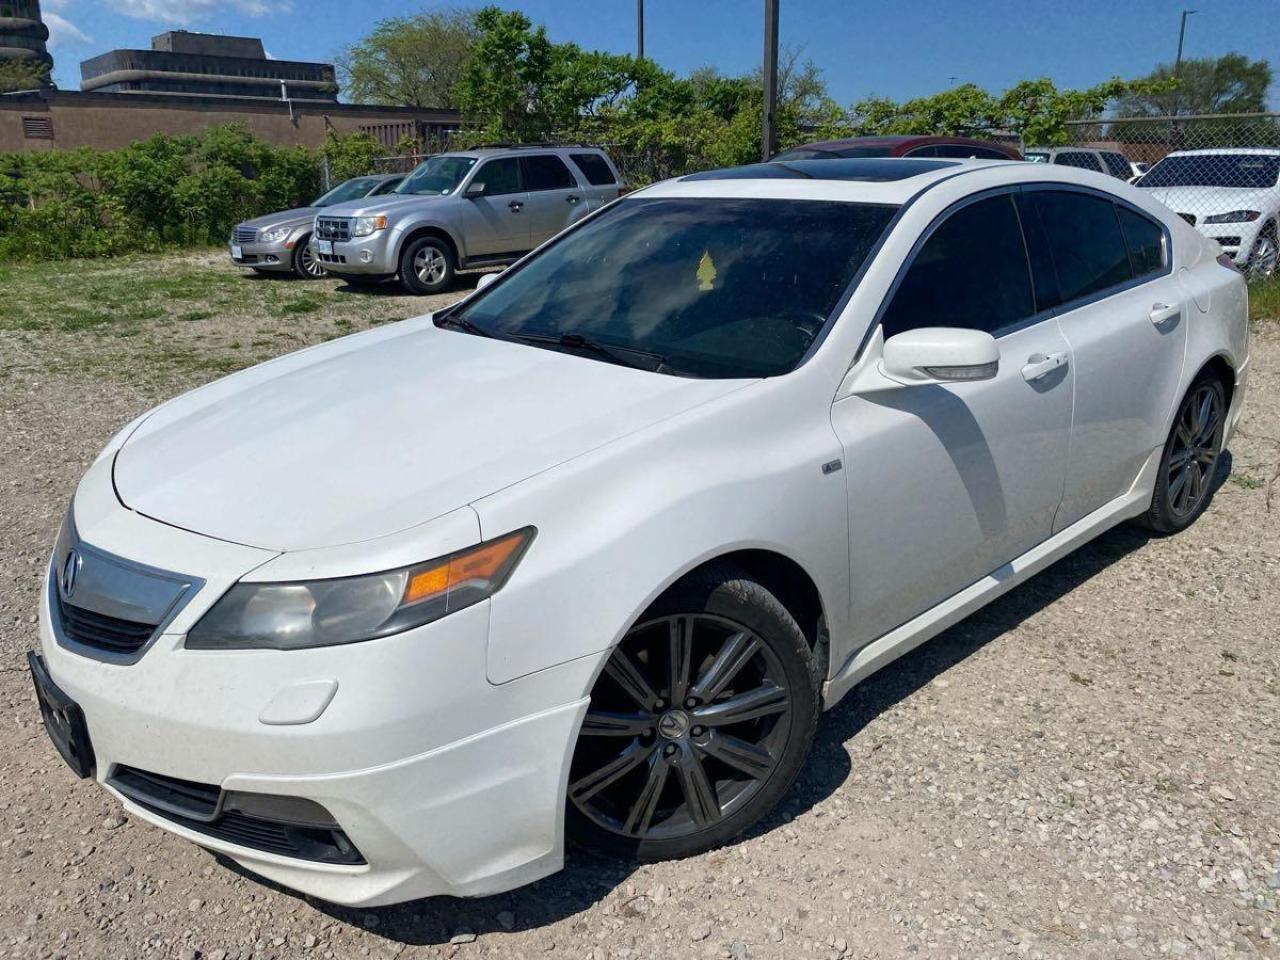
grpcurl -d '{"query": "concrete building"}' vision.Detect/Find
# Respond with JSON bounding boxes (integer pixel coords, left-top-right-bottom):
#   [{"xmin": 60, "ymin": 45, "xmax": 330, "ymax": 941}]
[
  {"xmin": 0, "ymin": 0, "xmax": 53, "ymax": 87},
  {"xmin": 81, "ymin": 31, "xmax": 338, "ymax": 101}
]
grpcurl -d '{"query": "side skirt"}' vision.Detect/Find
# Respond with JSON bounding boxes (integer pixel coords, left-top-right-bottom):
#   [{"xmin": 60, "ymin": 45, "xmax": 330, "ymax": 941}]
[{"xmin": 822, "ymin": 445, "xmax": 1163, "ymax": 709}]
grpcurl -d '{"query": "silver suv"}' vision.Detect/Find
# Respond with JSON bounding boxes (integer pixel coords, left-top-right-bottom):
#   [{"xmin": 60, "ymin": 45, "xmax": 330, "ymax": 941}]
[{"xmin": 313, "ymin": 145, "xmax": 624, "ymax": 294}]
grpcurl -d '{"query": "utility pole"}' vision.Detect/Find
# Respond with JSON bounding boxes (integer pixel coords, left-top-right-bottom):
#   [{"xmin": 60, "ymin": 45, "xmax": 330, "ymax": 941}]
[
  {"xmin": 636, "ymin": 0, "xmax": 644, "ymax": 60},
  {"xmin": 1174, "ymin": 9, "xmax": 1195, "ymax": 75},
  {"xmin": 762, "ymin": 0, "xmax": 779, "ymax": 161}
]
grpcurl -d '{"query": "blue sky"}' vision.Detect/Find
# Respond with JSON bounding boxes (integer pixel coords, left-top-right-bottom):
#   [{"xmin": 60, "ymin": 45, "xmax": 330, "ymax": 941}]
[{"xmin": 43, "ymin": 0, "xmax": 1280, "ymax": 107}]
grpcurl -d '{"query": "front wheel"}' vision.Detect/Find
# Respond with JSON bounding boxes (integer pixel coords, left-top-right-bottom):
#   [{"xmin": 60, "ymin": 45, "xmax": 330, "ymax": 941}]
[
  {"xmin": 1247, "ymin": 226, "xmax": 1277, "ymax": 279},
  {"xmin": 1138, "ymin": 372, "xmax": 1226, "ymax": 535},
  {"xmin": 567, "ymin": 565, "xmax": 820, "ymax": 862},
  {"xmin": 399, "ymin": 236, "xmax": 455, "ymax": 295},
  {"xmin": 292, "ymin": 235, "xmax": 326, "ymax": 280}
]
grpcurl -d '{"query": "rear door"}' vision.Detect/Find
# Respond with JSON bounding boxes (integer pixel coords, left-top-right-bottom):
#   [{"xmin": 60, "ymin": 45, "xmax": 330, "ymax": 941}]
[
  {"xmin": 456, "ymin": 156, "xmax": 529, "ymax": 258},
  {"xmin": 1018, "ymin": 188, "xmax": 1188, "ymax": 530},
  {"xmin": 569, "ymin": 151, "xmax": 624, "ymax": 208},
  {"xmin": 831, "ymin": 192, "xmax": 1075, "ymax": 645},
  {"xmin": 519, "ymin": 154, "xmax": 586, "ymax": 247}
]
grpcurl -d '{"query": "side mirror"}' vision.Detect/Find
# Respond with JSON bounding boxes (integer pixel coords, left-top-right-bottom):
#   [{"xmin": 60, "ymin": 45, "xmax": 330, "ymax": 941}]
[
  {"xmin": 881, "ymin": 327, "xmax": 999, "ymax": 385},
  {"xmin": 464, "ymin": 181, "xmax": 486, "ymax": 199},
  {"xmin": 475, "ymin": 271, "xmax": 501, "ymax": 291}
]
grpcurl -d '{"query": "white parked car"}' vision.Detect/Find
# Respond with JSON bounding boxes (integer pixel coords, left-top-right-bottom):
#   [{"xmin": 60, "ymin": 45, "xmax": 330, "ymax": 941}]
[
  {"xmin": 30, "ymin": 157, "xmax": 1248, "ymax": 907},
  {"xmin": 1137, "ymin": 148, "xmax": 1280, "ymax": 277}
]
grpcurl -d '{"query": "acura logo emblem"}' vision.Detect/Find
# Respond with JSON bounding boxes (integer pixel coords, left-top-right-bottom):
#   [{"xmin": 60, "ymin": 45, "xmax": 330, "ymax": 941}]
[{"xmin": 60, "ymin": 550, "xmax": 80, "ymax": 598}]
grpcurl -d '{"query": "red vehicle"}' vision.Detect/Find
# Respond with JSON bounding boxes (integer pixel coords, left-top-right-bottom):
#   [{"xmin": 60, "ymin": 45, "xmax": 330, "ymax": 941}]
[{"xmin": 774, "ymin": 135, "xmax": 1022, "ymax": 162}]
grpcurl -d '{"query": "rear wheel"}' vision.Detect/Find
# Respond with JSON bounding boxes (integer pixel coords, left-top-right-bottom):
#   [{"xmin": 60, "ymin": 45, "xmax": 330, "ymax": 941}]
[
  {"xmin": 292, "ymin": 235, "xmax": 326, "ymax": 280},
  {"xmin": 399, "ymin": 236, "xmax": 455, "ymax": 295},
  {"xmin": 1138, "ymin": 372, "xmax": 1226, "ymax": 535},
  {"xmin": 567, "ymin": 565, "xmax": 820, "ymax": 861}
]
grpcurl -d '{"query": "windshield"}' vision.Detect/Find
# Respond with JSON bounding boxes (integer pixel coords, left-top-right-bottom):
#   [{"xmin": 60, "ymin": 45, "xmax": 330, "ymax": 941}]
[
  {"xmin": 450, "ymin": 197, "xmax": 897, "ymax": 378},
  {"xmin": 1139, "ymin": 154, "xmax": 1280, "ymax": 189},
  {"xmin": 312, "ymin": 177, "xmax": 382, "ymax": 207},
  {"xmin": 396, "ymin": 155, "xmax": 477, "ymax": 196}
]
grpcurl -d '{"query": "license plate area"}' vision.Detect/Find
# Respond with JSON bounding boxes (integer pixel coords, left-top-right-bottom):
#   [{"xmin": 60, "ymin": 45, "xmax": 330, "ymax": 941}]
[
  {"xmin": 315, "ymin": 239, "xmax": 334, "ymax": 255},
  {"xmin": 230, "ymin": 244, "xmax": 243, "ymax": 260},
  {"xmin": 28, "ymin": 652, "xmax": 95, "ymax": 778}
]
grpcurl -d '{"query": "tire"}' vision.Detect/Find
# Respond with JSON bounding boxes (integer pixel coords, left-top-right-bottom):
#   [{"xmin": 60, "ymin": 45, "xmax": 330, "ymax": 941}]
[
  {"xmin": 566, "ymin": 563, "xmax": 821, "ymax": 862},
  {"xmin": 398, "ymin": 236, "xmax": 455, "ymax": 295},
  {"xmin": 1137, "ymin": 371, "xmax": 1227, "ymax": 535},
  {"xmin": 291, "ymin": 235, "xmax": 326, "ymax": 280},
  {"xmin": 1246, "ymin": 225, "xmax": 1277, "ymax": 279}
]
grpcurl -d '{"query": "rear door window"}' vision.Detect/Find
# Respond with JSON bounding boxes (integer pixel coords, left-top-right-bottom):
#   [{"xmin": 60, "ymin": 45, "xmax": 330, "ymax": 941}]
[
  {"xmin": 569, "ymin": 152, "xmax": 618, "ymax": 185},
  {"xmin": 1116, "ymin": 205, "xmax": 1166, "ymax": 278},
  {"xmin": 521, "ymin": 154, "xmax": 576, "ymax": 191},
  {"xmin": 881, "ymin": 194, "xmax": 1035, "ymax": 338},
  {"xmin": 1027, "ymin": 190, "xmax": 1133, "ymax": 305},
  {"xmin": 1054, "ymin": 151, "xmax": 1105, "ymax": 173}
]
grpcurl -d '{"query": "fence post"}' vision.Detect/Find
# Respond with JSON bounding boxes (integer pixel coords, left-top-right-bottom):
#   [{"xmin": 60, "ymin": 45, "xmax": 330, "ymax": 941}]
[{"xmin": 321, "ymin": 156, "xmax": 331, "ymax": 193}]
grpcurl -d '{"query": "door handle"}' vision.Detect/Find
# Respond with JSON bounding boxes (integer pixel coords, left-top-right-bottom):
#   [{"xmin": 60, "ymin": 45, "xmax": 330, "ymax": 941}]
[
  {"xmin": 1150, "ymin": 302, "xmax": 1181, "ymax": 327},
  {"xmin": 508, "ymin": 200, "xmax": 523, "ymax": 212},
  {"xmin": 1021, "ymin": 351, "xmax": 1067, "ymax": 383},
  {"xmin": 566, "ymin": 194, "xmax": 580, "ymax": 204}
]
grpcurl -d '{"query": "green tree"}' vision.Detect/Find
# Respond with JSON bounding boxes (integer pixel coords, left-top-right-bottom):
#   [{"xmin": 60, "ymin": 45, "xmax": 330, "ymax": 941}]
[
  {"xmin": 0, "ymin": 58, "xmax": 50, "ymax": 94},
  {"xmin": 337, "ymin": 8, "xmax": 478, "ymax": 108},
  {"xmin": 1117, "ymin": 53, "xmax": 1272, "ymax": 117}
]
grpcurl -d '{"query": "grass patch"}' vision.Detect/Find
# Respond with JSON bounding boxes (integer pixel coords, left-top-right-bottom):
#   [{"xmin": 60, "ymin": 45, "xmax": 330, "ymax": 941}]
[
  {"xmin": 1249, "ymin": 278, "xmax": 1280, "ymax": 323},
  {"xmin": 1228, "ymin": 473, "xmax": 1264, "ymax": 490}
]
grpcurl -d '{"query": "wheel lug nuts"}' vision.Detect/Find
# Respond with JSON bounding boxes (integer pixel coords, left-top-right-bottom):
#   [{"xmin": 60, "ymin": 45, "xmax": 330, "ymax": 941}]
[
  {"xmin": 691, "ymin": 726, "xmax": 704, "ymax": 736},
  {"xmin": 685, "ymin": 697, "xmax": 697, "ymax": 708},
  {"xmin": 654, "ymin": 700, "xmax": 665, "ymax": 710},
  {"xmin": 664, "ymin": 744, "xmax": 677, "ymax": 756}
]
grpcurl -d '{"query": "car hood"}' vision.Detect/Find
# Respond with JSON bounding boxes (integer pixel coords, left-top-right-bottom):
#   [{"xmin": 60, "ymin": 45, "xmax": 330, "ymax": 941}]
[
  {"xmin": 113, "ymin": 318, "xmax": 749, "ymax": 552},
  {"xmin": 320, "ymin": 194, "xmax": 441, "ymax": 218},
  {"xmin": 237, "ymin": 207, "xmax": 322, "ymax": 231},
  {"xmin": 1140, "ymin": 184, "xmax": 1278, "ymax": 218}
]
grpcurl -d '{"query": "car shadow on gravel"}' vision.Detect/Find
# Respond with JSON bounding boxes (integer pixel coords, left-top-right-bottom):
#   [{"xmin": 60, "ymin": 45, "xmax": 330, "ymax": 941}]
[{"xmin": 214, "ymin": 455, "xmax": 1234, "ymax": 944}]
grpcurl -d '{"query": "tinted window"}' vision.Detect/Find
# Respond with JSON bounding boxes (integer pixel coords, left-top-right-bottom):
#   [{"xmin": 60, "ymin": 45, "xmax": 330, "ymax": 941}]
[
  {"xmin": 452, "ymin": 198, "xmax": 896, "ymax": 379},
  {"xmin": 521, "ymin": 155, "xmax": 576, "ymax": 191},
  {"xmin": 1013, "ymin": 193, "xmax": 1062, "ymax": 313},
  {"xmin": 475, "ymin": 157, "xmax": 521, "ymax": 196},
  {"xmin": 370, "ymin": 177, "xmax": 403, "ymax": 195},
  {"xmin": 928, "ymin": 144, "xmax": 1009, "ymax": 159},
  {"xmin": 1055, "ymin": 151, "xmax": 1104, "ymax": 172},
  {"xmin": 1100, "ymin": 152, "xmax": 1133, "ymax": 178},
  {"xmin": 1116, "ymin": 205, "xmax": 1165, "ymax": 277},
  {"xmin": 1029, "ymin": 190, "xmax": 1133, "ymax": 304},
  {"xmin": 1139, "ymin": 153, "xmax": 1280, "ymax": 188},
  {"xmin": 570, "ymin": 152, "xmax": 618, "ymax": 185},
  {"xmin": 312, "ymin": 177, "xmax": 381, "ymax": 207},
  {"xmin": 903, "ymin": 145, "xmax": 940, "ymax": 158},
  {"xmin": 881, "ymin": 194, "xmax": 1034, "ymax": 339}
]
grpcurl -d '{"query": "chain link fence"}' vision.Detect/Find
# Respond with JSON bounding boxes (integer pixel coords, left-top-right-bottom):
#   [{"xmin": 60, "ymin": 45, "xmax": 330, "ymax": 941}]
[{"xmin": 1061, "ymin": 112, "xmax": 1280, "ymax": 277}]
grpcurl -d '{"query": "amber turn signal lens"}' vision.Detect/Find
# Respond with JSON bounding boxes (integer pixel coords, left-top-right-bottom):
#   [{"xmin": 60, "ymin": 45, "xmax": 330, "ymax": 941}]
[{"xmin": 402, "ymin": 529, "xmax": 533, "ymax": 606}]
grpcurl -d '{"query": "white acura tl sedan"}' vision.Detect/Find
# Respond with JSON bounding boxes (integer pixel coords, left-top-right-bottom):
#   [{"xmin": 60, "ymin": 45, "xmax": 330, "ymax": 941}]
[{"xmin": 30, "ymin": 157, "xmax": 1248, "ymax": 907}]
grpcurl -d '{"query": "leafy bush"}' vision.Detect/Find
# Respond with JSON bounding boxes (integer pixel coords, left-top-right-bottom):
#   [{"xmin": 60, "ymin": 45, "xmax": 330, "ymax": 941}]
[{"xmin": 0, "ymin": 124, "xmax": 331, "ymax": 261}]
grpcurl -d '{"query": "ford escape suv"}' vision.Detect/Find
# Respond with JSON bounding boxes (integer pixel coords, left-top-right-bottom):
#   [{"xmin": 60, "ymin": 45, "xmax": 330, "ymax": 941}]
[{"xmin": 313, "ymin": 145, "xmax": 625, "ymax": 294}]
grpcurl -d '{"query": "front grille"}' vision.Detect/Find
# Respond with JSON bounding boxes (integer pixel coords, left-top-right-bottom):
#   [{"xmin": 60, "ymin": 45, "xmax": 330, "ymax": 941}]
[
  {"xmin": 316, "ymin": 217, "xmax": 350, "ymax": 242},
  {"xmin": 233, "ymin": 254, "xmax": 260, "ymax": 264},
  {"xmin": 317, "ymin": 253, "xmax": 347, "ymax": 264},
  {"xmin": 1178, "ymin": 212, "xmax": 1197, "ymax": 227},
  {"xmin": 232, "ymin": 226, "xmax": 258, "ymax": 244},
  {"xmin": 1211, "ymin": 236, "xmax": 1241, "ymax": 248},
  {"xmin": 57, "ymin": 596, "xmax": 156, "ymax": 654},
  {"xmin": 109, "ymin": 766, "xmax": 365, "ymax": 865}
]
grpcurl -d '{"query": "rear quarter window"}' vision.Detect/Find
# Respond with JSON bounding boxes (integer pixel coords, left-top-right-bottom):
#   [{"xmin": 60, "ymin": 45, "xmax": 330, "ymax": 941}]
[
  {"xmin": 570, "ymin": 153, "xmax": 618, "ymax": 186},
  {"xmin": 1028, "ymin": 190, "xmax": 1134, "ymax": 305},
  {"xmin": 1116, "ymin": 205, "xmax": 1166, "ymax": 277}
]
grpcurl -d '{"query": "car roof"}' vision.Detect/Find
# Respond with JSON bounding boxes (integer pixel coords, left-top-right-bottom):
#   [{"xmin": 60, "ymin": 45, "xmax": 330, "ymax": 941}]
[
  {"xmin": 635, "ymin": 157, "xmax": 1141, "ymax": 206},
  {"xmin": 1163, "ymin": 148, "xmax": 1280, "ymax": 157}
]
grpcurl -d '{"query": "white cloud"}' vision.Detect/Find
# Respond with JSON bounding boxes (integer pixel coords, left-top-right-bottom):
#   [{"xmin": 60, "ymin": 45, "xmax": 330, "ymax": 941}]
[
  {"xmin": 43, "ymin": 11, "xmax": 91, "ymax": 47},
  {"xmin": 105, "ymin": 0, "xmax": 291, "ymax": 25}
]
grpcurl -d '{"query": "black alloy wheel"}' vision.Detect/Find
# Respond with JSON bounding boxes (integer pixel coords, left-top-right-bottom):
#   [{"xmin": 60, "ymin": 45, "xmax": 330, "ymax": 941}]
[
  {"xmin": 568, "ymin": 567, "xmax": 820, "ymax": 860},
  {"xmin": 1140, "ymin": 373, "xmax": 1226, "ymax": 534}
]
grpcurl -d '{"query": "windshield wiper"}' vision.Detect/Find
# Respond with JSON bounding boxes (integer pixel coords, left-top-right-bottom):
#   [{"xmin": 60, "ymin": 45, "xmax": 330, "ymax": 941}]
[
  {"xmin": 505, "ymin": 332, "xmax": 667, "ymax": 372},
  {"xmin": 434, "ymin": 314, "xmax": 495, "ymax": 338}
]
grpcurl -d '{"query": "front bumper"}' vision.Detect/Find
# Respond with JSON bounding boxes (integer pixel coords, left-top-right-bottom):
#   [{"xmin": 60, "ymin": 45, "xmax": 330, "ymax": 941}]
[
  {"xmin": 1193, "ymin": 218, "xmax": 1264, "ymax": 266},
  {"xmin": 229, "ymin": 239, "xmax": 293, "ymax": 272},
  {"xmin": 314, "ymin": 231, "xmax": 399, "ymax": 275},
  {"xmin": 35, "ymin": 510, "xmax": 600, "ymax": 906}
]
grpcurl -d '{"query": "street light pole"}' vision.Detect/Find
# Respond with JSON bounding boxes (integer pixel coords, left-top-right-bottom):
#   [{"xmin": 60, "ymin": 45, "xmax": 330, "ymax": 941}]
[
  {"xmin": 1174, "ymin": 9, "xmax": 1195, "ymax": 75},
  {"xmin": 636, "ymin": 0, "xmax": 645, "ymax": 60},
  {"xmin": 762, "ymin": 0, "xmax": 779, "ymax": 161}
]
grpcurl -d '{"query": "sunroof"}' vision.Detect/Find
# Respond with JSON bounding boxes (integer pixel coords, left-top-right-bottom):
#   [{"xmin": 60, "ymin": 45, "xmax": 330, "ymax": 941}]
[{"xmin": 683, "ymin": 158, "xmax": 959, "ymax": 183}]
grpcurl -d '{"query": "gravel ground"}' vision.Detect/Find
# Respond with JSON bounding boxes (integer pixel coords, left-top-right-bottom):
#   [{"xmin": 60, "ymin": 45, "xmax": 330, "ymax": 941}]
[{"xmin": 1, "ymin": 254, "xmax": 1278, "ymax": 960}]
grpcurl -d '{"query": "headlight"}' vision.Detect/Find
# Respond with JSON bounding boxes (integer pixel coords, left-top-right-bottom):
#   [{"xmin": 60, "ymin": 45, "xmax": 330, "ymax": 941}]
[
  {"xmin": 352, "ymin": 215, "xmax": 388, "ymax": 237},
  {"xmin": 261, "ymin": 225, "xmax": 293, "ymax": 243},
  {"xmin": 186, "ymin": 528, "xmax": 534, "ymax": 651},
  {"xmin": 1203, "ymin": 210, "xmax": 1261, "ymax": 224}
]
